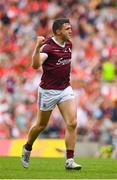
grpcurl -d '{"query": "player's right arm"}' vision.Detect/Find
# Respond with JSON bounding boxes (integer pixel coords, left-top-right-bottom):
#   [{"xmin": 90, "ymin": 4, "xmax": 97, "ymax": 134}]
[{"xmin": 32, "ymin": 36, "xmax": 48, "ymax": 69}]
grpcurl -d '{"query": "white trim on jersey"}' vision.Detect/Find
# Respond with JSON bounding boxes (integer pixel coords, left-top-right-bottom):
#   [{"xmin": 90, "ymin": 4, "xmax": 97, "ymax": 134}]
[
  {"xmin": 39, "ymin": 44, "xmax": 48, "ymax": 64},
  {"xmin": 40, "ymin": 53, "xmax": 48, "ymax": 64}
]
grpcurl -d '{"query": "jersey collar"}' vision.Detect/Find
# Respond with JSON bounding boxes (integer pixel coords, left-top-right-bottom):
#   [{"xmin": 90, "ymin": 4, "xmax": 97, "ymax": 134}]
[{"xmin": 52, "ymin": 37, "xmax": 65, "ymax": 48}]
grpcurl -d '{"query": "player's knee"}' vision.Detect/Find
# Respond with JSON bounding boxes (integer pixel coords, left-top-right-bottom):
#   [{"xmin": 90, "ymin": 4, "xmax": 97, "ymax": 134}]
[{"xmin": 67, "ymin": 120, "xmax": 77, "ymax": 129}]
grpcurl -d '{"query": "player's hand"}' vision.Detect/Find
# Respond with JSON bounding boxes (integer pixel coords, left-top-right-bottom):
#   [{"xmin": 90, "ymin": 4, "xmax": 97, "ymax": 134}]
[{"xmin": 36, "ymin": 36, "xmax": 45, "ymax": 48}]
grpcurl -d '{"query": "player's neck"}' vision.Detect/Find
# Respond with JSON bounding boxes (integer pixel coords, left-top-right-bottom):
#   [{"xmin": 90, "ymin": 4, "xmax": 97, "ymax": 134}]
[{"xmin": 53, "ymin": 36, "xmax": 65, "ymax": 46}]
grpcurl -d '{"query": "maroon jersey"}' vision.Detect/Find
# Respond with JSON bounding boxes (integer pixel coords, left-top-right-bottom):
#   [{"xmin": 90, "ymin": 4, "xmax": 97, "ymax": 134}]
[{"xmin": 40, "ymin": 37, "xmax": 72, "ymax": 90}]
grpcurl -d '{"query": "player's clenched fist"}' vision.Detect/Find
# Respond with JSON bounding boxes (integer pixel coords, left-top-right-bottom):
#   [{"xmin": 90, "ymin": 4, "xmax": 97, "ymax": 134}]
[{"xmin": 36, "ymin": 36, "xmax": 45, "ymax": 48}]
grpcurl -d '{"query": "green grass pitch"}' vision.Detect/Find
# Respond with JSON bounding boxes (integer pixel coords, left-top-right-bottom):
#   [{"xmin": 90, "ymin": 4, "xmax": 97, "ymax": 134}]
[{"xmin": 0, "ymin": 157, "xmax": 117, "ymax": 179}]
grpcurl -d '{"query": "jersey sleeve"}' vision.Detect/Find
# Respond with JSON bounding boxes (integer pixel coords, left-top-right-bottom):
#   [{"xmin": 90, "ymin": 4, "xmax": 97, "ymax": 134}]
[{"xmin": 40, "ymin": 44, "xmax": 51, "ymax": 55}]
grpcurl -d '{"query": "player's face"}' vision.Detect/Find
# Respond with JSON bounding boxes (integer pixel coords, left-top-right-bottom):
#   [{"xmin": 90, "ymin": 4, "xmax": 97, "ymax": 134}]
[{"xmin": 60, "ymin": 23, "xmax": 72, "ymax": 41}]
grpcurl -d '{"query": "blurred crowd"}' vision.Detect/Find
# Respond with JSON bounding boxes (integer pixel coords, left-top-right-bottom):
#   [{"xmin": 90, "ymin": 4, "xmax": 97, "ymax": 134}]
[{"xmin": 0, "ymin": 0, "xmax": 117, "ymax": 148}]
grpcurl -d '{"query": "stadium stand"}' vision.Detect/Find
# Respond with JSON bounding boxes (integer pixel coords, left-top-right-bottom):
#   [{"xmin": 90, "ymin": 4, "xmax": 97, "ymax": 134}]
[{"xmin": 0, "ymin": 0, "xmax": 117, "ymax": 156}]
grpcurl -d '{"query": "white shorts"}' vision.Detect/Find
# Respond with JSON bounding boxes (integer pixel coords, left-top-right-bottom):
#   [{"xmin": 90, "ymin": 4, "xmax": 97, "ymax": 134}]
[{"xmin": 38, "ymin": 86, "xmax": 74, "ymax": 111}]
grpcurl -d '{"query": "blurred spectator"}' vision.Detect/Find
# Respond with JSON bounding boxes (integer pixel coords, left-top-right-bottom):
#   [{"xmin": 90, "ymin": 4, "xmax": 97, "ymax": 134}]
[
  {"xmin": 101, "ymin": 58, "xmax": 116, "ymax": 82},
  {"xmin": 111, "ymin": 99, "xmax": 117, "ymax": 123}
]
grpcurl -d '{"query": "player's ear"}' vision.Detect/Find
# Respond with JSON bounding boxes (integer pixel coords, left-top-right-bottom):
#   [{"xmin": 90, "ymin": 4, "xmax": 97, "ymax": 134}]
[{"xmin": 56, "ymin": 29, "xmax": 61, "ymax": 35}]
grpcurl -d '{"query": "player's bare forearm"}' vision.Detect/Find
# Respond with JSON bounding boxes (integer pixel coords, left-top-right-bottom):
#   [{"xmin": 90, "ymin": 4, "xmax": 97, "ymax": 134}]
[
  {"xmin": 32, "ymin": 36, "xmax": 45, "ymax": 69},
  {"xmin": 32, "ymin": 46, "xmax": 41, "ymax": 69}
]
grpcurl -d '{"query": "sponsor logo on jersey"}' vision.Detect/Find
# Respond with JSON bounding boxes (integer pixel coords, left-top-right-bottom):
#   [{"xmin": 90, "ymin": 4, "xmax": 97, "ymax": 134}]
[{"xmin": 56, "ymin": 58, "xmax": 71, "ymax": 66}]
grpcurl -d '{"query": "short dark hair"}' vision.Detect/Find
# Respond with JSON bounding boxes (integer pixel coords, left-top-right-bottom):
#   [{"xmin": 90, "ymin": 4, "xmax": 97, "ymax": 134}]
[{"xmin": 52, "ymin": 18, "xmax": 70, "ymax": 34}]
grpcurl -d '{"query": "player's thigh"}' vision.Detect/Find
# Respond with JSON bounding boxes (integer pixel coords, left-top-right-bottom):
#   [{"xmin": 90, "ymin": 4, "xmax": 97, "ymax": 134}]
[
  {"xmin": 35, "ymin": 109, "xmax": 52, "ymax": 127},
  {"xmin": 57, "ymin": 99, "xmax": 77, "ymax": 125}
]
